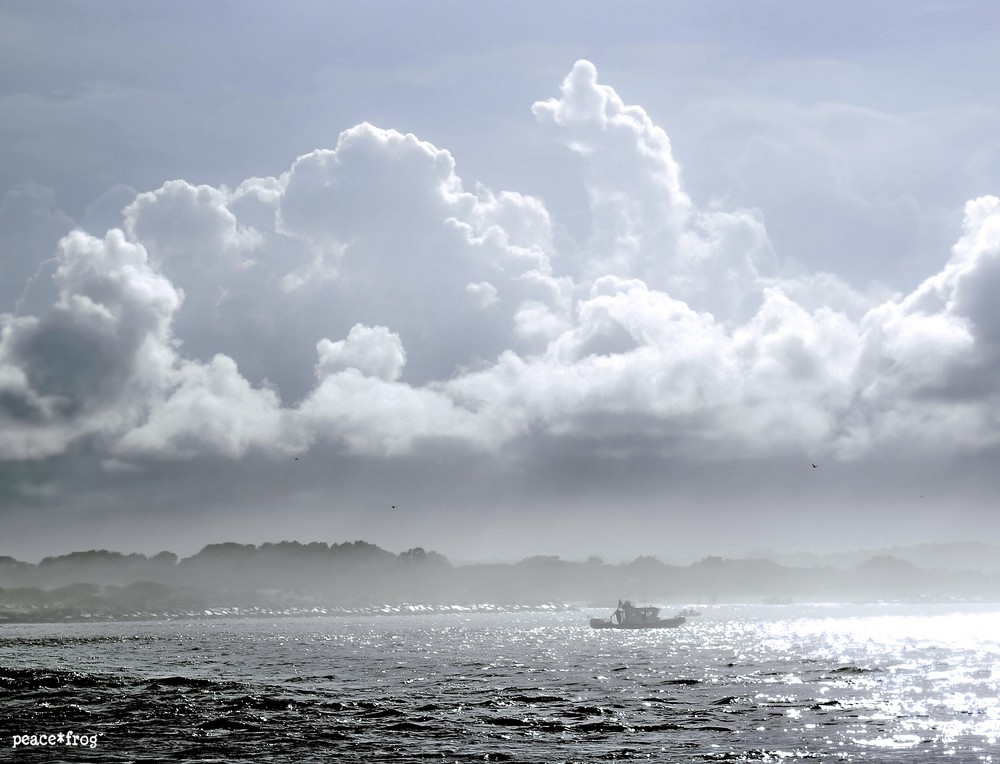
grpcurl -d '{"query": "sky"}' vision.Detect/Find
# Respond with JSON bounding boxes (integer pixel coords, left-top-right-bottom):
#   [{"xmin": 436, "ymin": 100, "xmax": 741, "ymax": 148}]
[{"xmin": 2, "ymin": 0, "xmax": 1000, "ymax": 563}]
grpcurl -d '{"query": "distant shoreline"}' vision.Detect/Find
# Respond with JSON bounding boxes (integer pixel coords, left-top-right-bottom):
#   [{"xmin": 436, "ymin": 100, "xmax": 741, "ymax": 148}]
[
  {"xmin": 4, "ymin": 597, "xmax": 998, "ymax": 625},
  {"xmin": 4, "ymin": 540, "xmax": 1000, "ymax": 617},
  {"xmin": 0, "ymin": 601, "xmax": 578, "ymax": 624}
]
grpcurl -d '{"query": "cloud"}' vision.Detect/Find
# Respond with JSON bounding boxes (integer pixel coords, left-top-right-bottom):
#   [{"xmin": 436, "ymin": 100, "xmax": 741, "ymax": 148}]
[
  {"xmin": 315, "ymin": 324, "xmax": 407, "ymax": 382},
  {"xmin": 113, "ymin": 354, "xmax": 290, "ymax": 460},
  {"xmin": 532, "ymin": 59, "xmax": 693, "ymax": 287},
  {"xmin": 465, "ymin": 281, "xmax": 499, "ymax": 309},
  {"xmin": 0, "ymin": 229, "xmax": 180, "ymax": 458},
  {"xmin": 950, "ymin": 196, "xmax": 1000, "ymax": 348},
  {"xmin": 2, "ymin": 60, "xmax": 999, "ymax": 474}
]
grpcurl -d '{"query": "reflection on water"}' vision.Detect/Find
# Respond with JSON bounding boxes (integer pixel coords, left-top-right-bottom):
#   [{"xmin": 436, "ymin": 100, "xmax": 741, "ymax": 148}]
[{"xmin": 1, "ymin": 603, "xmax": 998, "ymax": 762}]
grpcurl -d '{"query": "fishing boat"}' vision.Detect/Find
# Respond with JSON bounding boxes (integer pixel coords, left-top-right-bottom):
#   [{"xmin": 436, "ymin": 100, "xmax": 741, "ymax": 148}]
[{"xmin": 589, "ymin": 599, "xmax": 685, "ymax": 629}]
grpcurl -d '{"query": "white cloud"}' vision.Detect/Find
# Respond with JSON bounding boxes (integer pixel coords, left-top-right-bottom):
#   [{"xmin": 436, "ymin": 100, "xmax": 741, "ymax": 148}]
[
  {"xmin": 1, "ymin": 61, "xmax": 998, "ymax": 473},
  {"xmin": 465, "ymin": 281, "xmax": 499, "ymax": 309},
  {"xmin": 532, "ymin": 60, "xmax": 693, "ymax": 288},
  {"xmin": 0, "ymin": 229, "xmax": 180, "ymax": 458},
  {"xmin": 124, "ymin": 180, "xmax": 260, "ymax": 264},
  {"xmin": 114, "ymin": 354, "xmax": 290, "ymax": 460},
  {"xmin": 315, "ymin": 324, "xmax": 407, "ymax": 382}
]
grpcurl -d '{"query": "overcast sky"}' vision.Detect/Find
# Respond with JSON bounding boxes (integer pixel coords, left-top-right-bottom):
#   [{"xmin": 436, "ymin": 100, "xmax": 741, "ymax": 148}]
[{"xmin": 2, "ymin": 1, "xmax": 1000, "ymax": 563}]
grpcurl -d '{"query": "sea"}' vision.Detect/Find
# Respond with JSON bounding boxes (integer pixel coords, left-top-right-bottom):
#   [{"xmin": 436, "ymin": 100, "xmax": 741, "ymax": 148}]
[{"xmin": 2, "ymin": 602, "xmax": 999, "ymax": 763}]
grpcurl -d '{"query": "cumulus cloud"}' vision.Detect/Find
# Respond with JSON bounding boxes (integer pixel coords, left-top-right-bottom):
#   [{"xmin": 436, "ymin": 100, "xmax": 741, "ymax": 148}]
[
  {"xmin": 2, "ymin": 61, "xmax": 999, "ymax": 470},
  {"xmin": 113, "ymin": 355, "xmax": 290, "ymax": 460},
  {"xmin": 532, "ymin": 60, "xmax": 693, "ymax": 286},
  {"xmin": 0, "ymin": 229, "xmax": 180, "ymax": 458},
  {"xmin": 315, "ymin": 324, "xmax": 407, "ymax": 382},
  {"xmin": 465, "ymin": 281, "xmax": 499, "ymax": 309}
]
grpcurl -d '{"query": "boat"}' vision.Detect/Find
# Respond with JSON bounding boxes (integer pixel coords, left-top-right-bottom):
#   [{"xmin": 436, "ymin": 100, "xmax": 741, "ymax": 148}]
[
  {"xmin": 677, "ymin": 606, "xmax": 702, "ymax": 617},
  {"xmin": 589, "ymin": 599, "xmax": 685, "ymax": 629}
]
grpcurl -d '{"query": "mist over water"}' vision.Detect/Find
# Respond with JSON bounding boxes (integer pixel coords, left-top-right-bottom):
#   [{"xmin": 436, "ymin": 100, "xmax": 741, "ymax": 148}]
[
  {"xmin": 5, "ymin": 540, "xmax": 1000, "ymax": 625},
  {"xmin": 3, "ymin": 603, "xmax": 999, "ymax": 762}
]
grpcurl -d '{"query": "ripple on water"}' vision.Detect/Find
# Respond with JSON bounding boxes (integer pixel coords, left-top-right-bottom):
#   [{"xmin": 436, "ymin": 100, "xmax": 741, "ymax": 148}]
[{"xmin": 1, "ymin": 605, "xmax": 999, "ymax": 762}]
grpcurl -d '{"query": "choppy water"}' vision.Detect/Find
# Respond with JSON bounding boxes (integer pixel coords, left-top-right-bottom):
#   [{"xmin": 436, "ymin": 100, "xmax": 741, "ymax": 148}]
[{"xmin": 2, "ymin": 603, "xmax": 999, "ymax": 762}]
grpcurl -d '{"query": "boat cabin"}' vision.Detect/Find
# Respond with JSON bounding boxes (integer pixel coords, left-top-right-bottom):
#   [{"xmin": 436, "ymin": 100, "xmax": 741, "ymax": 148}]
[{"xmin": 613, "ymin": 600, "xmax": 660, "ymax": 626}]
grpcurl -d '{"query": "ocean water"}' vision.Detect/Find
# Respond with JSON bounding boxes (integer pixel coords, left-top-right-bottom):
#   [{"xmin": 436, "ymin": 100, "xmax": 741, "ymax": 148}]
[{"xmin": 2, "ymin": 603, "xmax": 999, "ymax": 763}]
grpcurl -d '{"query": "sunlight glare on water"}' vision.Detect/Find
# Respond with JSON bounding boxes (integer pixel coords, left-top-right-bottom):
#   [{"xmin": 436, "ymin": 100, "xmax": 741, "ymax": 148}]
[
  {"xmin": 2, "ymin": 604, "xmax": 1000, "ymax": 762},
  {"xmin": 749, "ymin": 605, "xmax": 1000, "ymax": 756}
]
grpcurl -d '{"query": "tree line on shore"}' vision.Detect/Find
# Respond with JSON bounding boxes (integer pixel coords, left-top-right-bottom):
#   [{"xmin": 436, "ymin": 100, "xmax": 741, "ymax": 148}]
[{"xmin": 1, "ymin": 540, "xmax": 999, "ymax": 617}]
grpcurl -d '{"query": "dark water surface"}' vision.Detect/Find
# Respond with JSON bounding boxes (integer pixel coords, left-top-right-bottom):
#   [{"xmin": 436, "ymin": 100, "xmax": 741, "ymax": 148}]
[{"xmin": 2, "ymin": 603, "xmax": 998, "ymax": 762}]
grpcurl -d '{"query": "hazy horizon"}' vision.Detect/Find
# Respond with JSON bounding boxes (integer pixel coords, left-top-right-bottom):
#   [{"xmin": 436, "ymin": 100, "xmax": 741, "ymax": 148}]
[
  {"xmin": 5, "ymin": 532, "xmax": 999, "ymax": 572},
  {"xmin": 3, "ymin": 2, "xmax": 1000, "ymax": 564}
]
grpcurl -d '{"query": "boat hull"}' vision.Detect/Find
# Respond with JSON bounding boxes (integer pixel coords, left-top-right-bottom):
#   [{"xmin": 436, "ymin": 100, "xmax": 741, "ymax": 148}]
[{"xmin": 590, "ymin": 616, "xmax": 685, "ymax": 629}]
